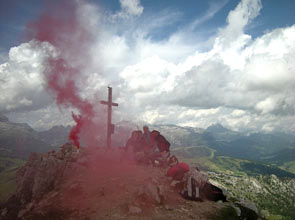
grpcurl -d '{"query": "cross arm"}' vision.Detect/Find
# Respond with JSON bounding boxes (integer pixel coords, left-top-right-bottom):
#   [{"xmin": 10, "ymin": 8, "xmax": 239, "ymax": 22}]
[{"xmin": 100, "ymin": 101, "xmax": 119, "ymax": 107}]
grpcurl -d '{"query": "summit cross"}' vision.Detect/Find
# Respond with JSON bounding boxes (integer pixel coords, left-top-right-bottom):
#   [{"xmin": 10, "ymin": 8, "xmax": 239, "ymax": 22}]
[{"xmin": 100, "ymin": 86, "xmax": 118, "ymax": 148}]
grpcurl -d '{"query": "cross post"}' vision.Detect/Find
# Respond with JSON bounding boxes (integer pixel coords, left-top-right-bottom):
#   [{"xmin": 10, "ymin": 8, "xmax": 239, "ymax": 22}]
[{"xmin": 100, "ymin": 86, "xmax": 118, "ymax": 148}]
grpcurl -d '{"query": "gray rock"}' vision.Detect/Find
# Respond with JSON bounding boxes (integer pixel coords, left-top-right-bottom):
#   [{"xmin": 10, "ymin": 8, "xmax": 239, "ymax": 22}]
[
  {"xmin": 147, "ymin": 182, "xmax": 161, "ymax": 204},
  {"xmin": 237, "ymin": 201, "xmax": 258, "ymax": 214},
  {"xmin": 137, "ymin": 180, "xmax": 167, "ymax": 204},
  {"xmin": 1, "ymin": 208, "xmax": 7, "ymax": 217},
  {"xmin": 28, "ymin": 152, "xmax": 42, "ymax": 162},
  {"xmin": 17, "ymin": 209, "xmax": 27, "ymax": 218},
  {"xmin": 233, "ymin": 205, "xmax": 241, "ymax": 216},
  {"xmin": 164, "ymin": 204, "xmax": 172, "ymax": 210},
  {"xmin": 128, "ymin": 205, "xmax": 142, "ymax": 214}
]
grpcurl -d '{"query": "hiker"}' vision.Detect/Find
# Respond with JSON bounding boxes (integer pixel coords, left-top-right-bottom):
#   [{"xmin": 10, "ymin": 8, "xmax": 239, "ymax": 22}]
[
  {"xmin": 148, "ymin": 130, "xmax": 170, "ymax": 166},
  {"xmin": 142, "ymin": 125, "xmax": 152, "ymax": 149},
  {"xmin": 167, "ymin": 155, "xmax": 179, "ymax": 167},
  {"xmin": 167, "ymin": 160, "xmax": 190, "ymax": 181},
  {"xmin": 125, "ymin": 130, "xmax": 147, "ymax": 162},
  {"xmin": 125, "ymin": 130, "xmax": 143, "ymax": 153},
  {"xmin": 166, "ymin": 158, "xmax": 190, "ymax": 191},
  {"xmin": 135, "ymin": 130, "xmax": 144, "ymax": 152},
  {"xmin": 150, "ymin": 130, "xmax": 170, "ymax": 153}
]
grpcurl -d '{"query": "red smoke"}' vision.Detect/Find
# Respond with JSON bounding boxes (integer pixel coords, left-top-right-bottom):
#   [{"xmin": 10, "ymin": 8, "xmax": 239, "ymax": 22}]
[{"xmin": 26, "ymin": 1, "xmax": 97, "ymax": 148}]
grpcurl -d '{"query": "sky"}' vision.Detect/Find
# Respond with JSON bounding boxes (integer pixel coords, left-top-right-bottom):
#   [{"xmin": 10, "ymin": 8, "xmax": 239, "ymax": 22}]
[{"xmin": 0, "ymin": 0, "xmax": 294, "ymax": 133}]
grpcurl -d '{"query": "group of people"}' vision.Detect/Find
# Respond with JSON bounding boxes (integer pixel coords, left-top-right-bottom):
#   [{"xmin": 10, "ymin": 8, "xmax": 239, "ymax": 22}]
[
  {"xmin": 125, "ymin": 126, "xmax": 170, "ymax": 165},
  {"xmin": 124, "ymin": 126, "xmax": 226, "ymax": 202}
]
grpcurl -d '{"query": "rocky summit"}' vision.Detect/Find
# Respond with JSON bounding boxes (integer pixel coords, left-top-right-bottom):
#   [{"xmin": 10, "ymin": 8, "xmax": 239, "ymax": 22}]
[
  {"xmin": 0, "ymin": 143, "xmax": 263, "ymax": 220},
  {"xmin": 209, "ymin": 172, "xmax": 295, "ymax": 219}
]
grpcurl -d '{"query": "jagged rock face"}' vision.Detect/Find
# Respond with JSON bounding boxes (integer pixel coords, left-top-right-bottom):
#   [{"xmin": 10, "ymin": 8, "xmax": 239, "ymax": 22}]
[
  {"xmin": 1, "ymin": 143, "xmax": 82, "ymax": 219},
  {"xmin": 1, "ymin": 145, "xmax": 202, "ymax": 219},
  {"xmin": 209, "ymin": 172, "xmax": 295, "ymax": 219},
  {"xmin": 17, "ymin": 153, "xmax": 63, "ymax": 203}
]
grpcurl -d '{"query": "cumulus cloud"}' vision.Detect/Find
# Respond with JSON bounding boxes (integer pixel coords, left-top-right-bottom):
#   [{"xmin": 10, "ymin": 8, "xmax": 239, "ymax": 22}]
[
  {"xmin": 113, "ymin": 0, "xmax": 143, "ymax": 19},
  {"xmin": 218, "ymin": 0, "xmax": 262, "ymax": 45},
  {"xmin": 116, "ymin": 0, "xmax": 295, "ymax": 132},
  {"xmin": 168, "ymin": 24, "xmax": 295, "ymax": 115},
  {"xmin": 1, "ymin": 0, "xmax": 295, "ymax": 133},
  {"xmin": 0, "ymin": 41, "xmax": 55, "ymax": 112},
  {"xmin": 120, "ymin": 0, "xmax": 143, "ymax": 16}
]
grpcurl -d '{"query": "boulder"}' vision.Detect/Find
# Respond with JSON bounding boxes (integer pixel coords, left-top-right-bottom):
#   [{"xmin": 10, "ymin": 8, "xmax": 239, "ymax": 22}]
[
  {"xmin": 137, "ymin": 179, "xmax": 167, "ymax": 205},
  {"xmin": 128, "ymin": 205, "xmax": 142, "ymax": 214}
]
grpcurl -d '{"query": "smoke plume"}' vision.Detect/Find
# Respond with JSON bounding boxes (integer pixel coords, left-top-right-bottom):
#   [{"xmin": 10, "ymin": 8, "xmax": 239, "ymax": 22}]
[{"xmin": 26, "ymin": 1, "xmax": 102, "ymax": 148}]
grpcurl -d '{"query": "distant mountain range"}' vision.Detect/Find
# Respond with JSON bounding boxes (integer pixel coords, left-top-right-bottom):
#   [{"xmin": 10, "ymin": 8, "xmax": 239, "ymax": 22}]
[
  {"xmin": 1, "ymin": 113, "xmax": 294, "ymax": 172},
  {"xmin": 152, "ymin": 123, "xmax": 295, "ymax": 160},
  {"xmin": 38, "ymin": 125, "xmax": 71, "ymax": 147},
  {"xmin": 150, "ymin": 123, "xmax": 295, "ymax": 175},
  {"xmin": 0, "ymin": 114, "xmax": 70, "ymax": 159}
]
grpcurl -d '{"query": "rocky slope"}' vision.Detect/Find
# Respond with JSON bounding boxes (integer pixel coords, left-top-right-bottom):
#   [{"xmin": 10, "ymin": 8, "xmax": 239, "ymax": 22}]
[
  {"xmin": 0, "ymin": 144, "xmax": 262, "ymax": 220},
  {"xmin": 209, "ymin": 172, "xmax": 295, "ymax": 219}
]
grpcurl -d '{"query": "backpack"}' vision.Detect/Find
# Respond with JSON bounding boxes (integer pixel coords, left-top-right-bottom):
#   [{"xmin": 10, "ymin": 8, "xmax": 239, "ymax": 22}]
[{"xmin": 183, "ymin": 168, "xmax": 209, "ymax": 200}]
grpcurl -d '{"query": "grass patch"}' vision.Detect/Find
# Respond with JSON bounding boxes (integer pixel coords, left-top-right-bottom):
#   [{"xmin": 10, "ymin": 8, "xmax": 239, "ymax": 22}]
[
  {"xmin": 172, "ymin": 146, "xmax": 215, "ymax": 159},
  {"xmin": 279, "ymin": 161, "xmax": 295, "ymax": 174},
  {"xmin": 0, "ymin": 157, "xmax": 26, "ymax": 203}
]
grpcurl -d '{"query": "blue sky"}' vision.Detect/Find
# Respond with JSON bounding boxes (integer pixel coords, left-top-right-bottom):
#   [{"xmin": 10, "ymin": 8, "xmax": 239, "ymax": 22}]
[
  {"xmin": 1, "ymin": 0, "xmax": 295, "ymax": 52},
  {"xmin": 0, "ymin": 0, "xmax": 295, "ymax": 133}
]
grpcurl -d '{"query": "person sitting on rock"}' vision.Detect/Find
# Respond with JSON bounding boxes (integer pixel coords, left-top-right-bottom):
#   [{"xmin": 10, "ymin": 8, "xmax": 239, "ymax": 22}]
[
  {"xmin": 167, "ymin": 155, "xmax": 179, "ymax": 167},
  {"xmin": 125, "ymin": 131, "xmax": 140, "ymax": 153},
  {"xmin": 147, "ymin": 130, "xmax": 170, "ymax": 166},
  {"xmin": 167, "ymin": 160, "xmax": 190, "ymax": 181},
  {"xmin": 167, "ymin": 159, "xmax": 190, "ymax": 190},
  {"xmin": 134, "ymin": 130, "xmax": 144, "ymax": 152}
]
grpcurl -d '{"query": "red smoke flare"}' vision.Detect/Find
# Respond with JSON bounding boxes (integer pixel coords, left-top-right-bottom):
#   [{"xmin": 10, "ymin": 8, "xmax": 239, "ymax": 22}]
[
  {"xmin": 26, "ymin": 1, "xmax": 96, "ymax": 149},
  {"xmin": 70, "ymin": 113, "xmax": 82, "ymax": 149}
]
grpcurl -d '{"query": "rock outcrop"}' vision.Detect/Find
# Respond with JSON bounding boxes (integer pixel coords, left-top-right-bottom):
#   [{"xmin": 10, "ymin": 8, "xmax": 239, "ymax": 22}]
[
  {"xmin": 1, "ymin": 143, "xmax": 83, "ymax": 219},
  {"xmin": 1, "ymin": 143, "xmax": 263, "ymax": 220},
  {"xmin": 209, "ymin": 171, "xmax": 295, "ymax": 219}
]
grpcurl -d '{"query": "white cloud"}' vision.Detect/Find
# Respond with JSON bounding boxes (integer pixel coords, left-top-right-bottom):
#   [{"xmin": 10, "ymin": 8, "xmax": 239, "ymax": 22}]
[
  {"xmin": 0, "ymin": 41, "xmax": 55, "ymax": 112},
  {"xmin": 1, "ymin": 0, "xmax": 295, "ymax": 133},
  {"xmin": 113, "ymin": 0, "xmax": 295, "ymax": 132},
  {"xmin": 113, "ymin": 0, "xmax": 143, "ymax": 19},
  {"xmin": 218, "ymin": 0, "xmax": 262, "ymax": 45},
  {"xmin": 120, "ymin": 0, "xmax": 143, "ymax": 16}
]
